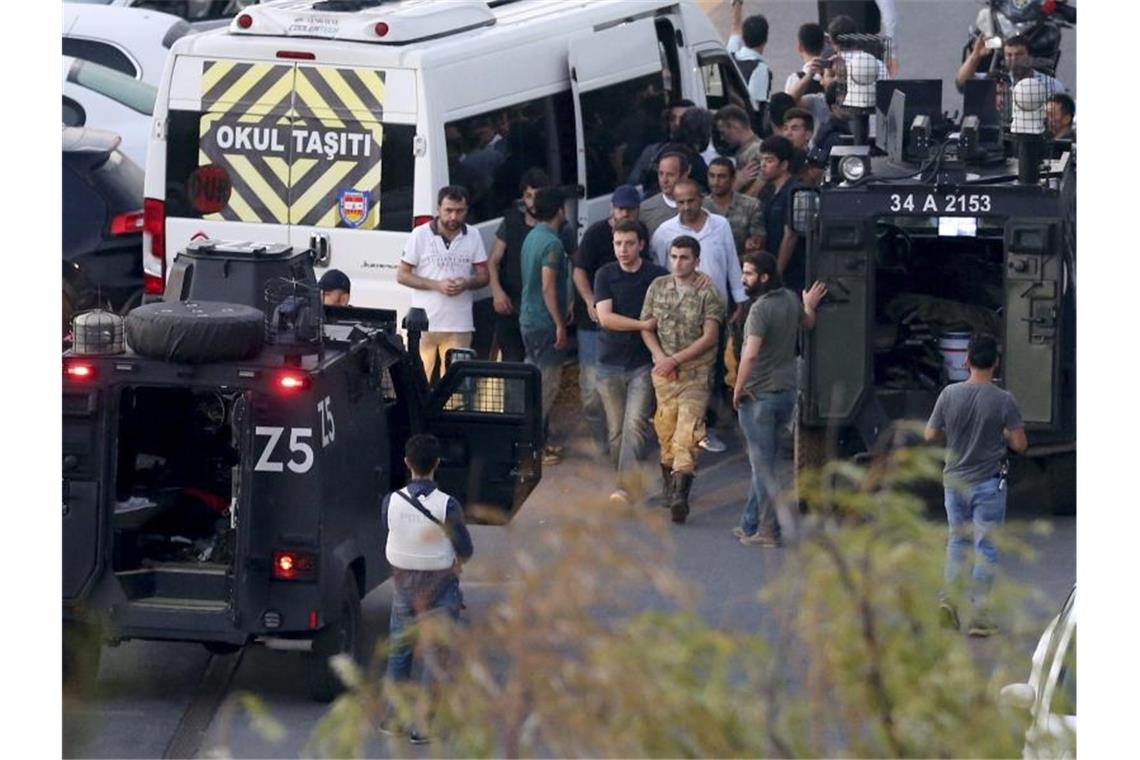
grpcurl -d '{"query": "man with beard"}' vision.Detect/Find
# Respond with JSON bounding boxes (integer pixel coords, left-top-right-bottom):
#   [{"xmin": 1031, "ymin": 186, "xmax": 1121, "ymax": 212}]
[
  {"xmin": 488, "ymin": 169, "xmax": 575, "ymax": 361},
  {"xmin": 398, "ymin": 185, "xmax": 489, "ymax": 382},
  {"xmin": 732, "ymin": 253, "xmax": 827, "ymax": 547}
]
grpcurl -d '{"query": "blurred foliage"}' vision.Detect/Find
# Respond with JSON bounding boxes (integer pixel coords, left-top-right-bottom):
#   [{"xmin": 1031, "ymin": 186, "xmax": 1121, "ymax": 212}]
[{"xmin": 292, "ymin": 443, "xmax": 1045, "ymax": 757}]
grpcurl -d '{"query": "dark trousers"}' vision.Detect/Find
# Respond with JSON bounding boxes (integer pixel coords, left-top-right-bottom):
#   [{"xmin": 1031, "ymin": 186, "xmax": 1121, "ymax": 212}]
[
  {"xmin": 494, "ymin": 311, "xmax": 526, "ymax": 362},
  {"xmin": 706, "ymin": 324, "xmax": 730, "ymax": 429},
  {"xmin": 818, "ymin": 0, "xmax": 881, "ymax": 34},
  {"xmin": 472, "ymin": 297, "xmax": 495, "ymax": 360}
]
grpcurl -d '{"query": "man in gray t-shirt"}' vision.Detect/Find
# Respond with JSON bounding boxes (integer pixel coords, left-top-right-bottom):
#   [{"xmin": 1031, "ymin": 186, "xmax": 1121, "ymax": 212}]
[
  {"xmin": 924, "ymin": 333, "xmax": 1027, "ymax": 636},
  {"xmin": 732, "ymin": 253, "xmax": 827, "ymax": 546}
]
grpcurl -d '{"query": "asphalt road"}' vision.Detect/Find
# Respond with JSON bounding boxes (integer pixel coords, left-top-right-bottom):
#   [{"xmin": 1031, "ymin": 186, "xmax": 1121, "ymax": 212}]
[{"xmin": 63, "ymin": 413, "xmax": 1075, "ymax": 758}]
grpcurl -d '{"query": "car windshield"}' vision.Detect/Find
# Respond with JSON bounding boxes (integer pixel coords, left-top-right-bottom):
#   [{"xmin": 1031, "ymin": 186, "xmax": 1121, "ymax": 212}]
[{"xmin": 69, "ymin": 59, "xmax": 157, "ymax": 115}]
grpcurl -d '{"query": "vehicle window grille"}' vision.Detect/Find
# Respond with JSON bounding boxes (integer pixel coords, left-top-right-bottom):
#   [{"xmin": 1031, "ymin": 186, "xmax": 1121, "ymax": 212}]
[{"xmin": 443, "ymin": 375, "xmax": 525, "ymax": 415}]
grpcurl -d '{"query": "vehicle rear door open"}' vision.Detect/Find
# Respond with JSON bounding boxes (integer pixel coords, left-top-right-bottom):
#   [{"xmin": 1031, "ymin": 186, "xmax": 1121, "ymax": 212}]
[
  {"xmin": 568, "ymin": 19, "xmax": 662, "ymax": 232},
  {"xmin": 421, "ymin": 361, "xmax": 543, "ymax": 525}
]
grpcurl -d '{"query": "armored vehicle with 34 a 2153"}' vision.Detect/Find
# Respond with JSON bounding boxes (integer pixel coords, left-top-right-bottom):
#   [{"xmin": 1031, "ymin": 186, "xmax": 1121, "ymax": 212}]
[
  {"xmin": 790, "ymin": 70, "xmax": 1075, "ymax": 513},
  {"xmin": 62, "ymin": 238, "xmax": 543, "ymax": 700}
]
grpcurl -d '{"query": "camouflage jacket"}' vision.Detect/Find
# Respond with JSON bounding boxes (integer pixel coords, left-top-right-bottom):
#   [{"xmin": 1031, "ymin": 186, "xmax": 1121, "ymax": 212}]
[{"xmin": 640, "ymin": 274, "xmax": 726, "ymax": 367}]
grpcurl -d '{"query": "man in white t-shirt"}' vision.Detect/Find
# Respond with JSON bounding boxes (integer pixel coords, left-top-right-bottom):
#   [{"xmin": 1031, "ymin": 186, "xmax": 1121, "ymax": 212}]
[{"xmin": 398, "ymin": 186, "xmax": 489, "ymax": 382}]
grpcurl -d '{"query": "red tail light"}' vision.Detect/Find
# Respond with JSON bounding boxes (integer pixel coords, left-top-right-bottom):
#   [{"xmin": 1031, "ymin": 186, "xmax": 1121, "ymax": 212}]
[
  {"xmin": 276, "ymin": 371, "xmax": 312, "ymax": 392},
  {"xmin": 273, "ymin": 550, "xmax": 316, "ymax": 581},
  {"xmin": 64, "ymin": 360, "xmax": 96, "ymax": 381},
  {"xmin": 110, "ymin": 209, "xmax": 144, "ymax": 236},
  {"xmin": 374, "ymin": 22, "xmax": 390, "ymax": 37},
  {"xmin": 237, "ymin": 13, "xmax": 253, "ymax": 29},
  {"xmin": 413, "ymin": 215, "xmax": 433, "ymax": 227},
  {"xmin": 143, "ymin": 198, "xmax": 165, "ymax": 295},
  {"xmin": 276, "ymin": 50, "xmax": 316, "ymax": 60}
]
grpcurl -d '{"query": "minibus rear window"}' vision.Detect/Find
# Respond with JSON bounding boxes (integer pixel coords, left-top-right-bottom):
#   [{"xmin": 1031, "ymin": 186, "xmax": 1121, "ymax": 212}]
[{"xmin": 164, "ymin": 110, "xmax": 414, "ymax": 232}]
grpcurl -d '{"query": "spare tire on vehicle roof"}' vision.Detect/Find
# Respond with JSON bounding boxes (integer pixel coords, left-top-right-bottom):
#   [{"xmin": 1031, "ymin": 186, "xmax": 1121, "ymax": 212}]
[{"xmin": 125, "ymin": 301, "xmax": 264, "ymax": 363}]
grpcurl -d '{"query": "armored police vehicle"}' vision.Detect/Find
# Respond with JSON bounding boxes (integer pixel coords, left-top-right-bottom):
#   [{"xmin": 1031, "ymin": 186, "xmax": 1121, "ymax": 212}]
[
  {"xmin": 792, "ymin": 75, "xmax": 1075, "ymax": 512},
  {"xmin": 63, "ymin": 240, "xmax": 542, "ymax": 699}
]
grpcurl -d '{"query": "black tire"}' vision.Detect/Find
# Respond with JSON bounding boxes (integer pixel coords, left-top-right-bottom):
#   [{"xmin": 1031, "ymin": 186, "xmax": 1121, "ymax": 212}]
[
  {"xmin": 306, "ymin": 575, "xmax": 363, "ymax": 702},
  {"xmin": 125, "ymin": 301, "xmax": 264, "ymax": 363},
  {"xmin": 63, "ymin": 620, "xmax": 102, "ymax": 696}
]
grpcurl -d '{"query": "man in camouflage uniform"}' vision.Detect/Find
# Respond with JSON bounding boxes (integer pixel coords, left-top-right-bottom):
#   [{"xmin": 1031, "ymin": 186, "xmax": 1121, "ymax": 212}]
[{"xmin": 640, "ymin": 235, "xmax": 726, "ymax": 523}]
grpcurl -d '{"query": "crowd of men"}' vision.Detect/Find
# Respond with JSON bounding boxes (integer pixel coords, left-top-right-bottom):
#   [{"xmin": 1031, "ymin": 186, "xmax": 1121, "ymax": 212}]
[
  {"xmin": 386, "ymin": 3, "xmax": 1064, "ymax": 548},
  {"xmin": 364, "ymin": 3, "xmax": 1060, "ymax": 739}
]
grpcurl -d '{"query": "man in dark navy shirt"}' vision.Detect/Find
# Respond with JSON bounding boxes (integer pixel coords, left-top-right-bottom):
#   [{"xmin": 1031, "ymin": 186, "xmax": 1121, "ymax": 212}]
[{"xmin": 593, "ymin": 219, "xmax": 668, "ymax": 504}]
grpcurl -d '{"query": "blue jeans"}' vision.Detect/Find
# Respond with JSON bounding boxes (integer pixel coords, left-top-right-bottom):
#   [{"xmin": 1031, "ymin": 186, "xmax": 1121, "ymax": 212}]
[
  {"xmin": 942, "ymin": 477, "xmax": 1006, "ymax": 608},
  {"xmin": 576, "ymin": 330, "xmax": 607, "ymax": 447},
  {"xmin": 521, "ymin": 327, "xmax": 564, "ymax": 444},
  {"xmin": 737, "ymin": 390, "xmax": 796, "ymax": 536},
  {"xmin": 386, "ymin": 574, "xmax": 463, "ymax": 684},
  {"xmin": 596, "ymin": 363, "xmax": 655, "ymax": 488}
]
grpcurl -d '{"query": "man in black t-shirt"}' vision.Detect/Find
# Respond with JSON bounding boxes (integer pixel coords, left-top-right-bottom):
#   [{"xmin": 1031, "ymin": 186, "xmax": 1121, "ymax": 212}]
[
  {"xmin": 593, "ymin": 219, "xmax": 668, "ymax": 504},
  {"xmin": 755, "ymin": 136, "xmax": 806, "ymax": 293},
  {"xmin": 488, "ymin": 169, "xmax": 575, "ymax": 361},
  {"xmin": 572, "ymin": 185, "xmax": 651, "ymax": 451}
]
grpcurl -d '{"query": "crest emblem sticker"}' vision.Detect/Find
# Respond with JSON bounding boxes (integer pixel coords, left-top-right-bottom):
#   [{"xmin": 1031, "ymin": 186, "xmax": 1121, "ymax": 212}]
[{"xmin": 338, "ymin": 189, "xmax": 370, "ymax": 228}]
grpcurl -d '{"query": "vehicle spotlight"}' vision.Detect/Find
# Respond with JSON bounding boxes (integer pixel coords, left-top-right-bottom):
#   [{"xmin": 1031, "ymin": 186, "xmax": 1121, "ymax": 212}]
[{"xmin": 829, "ymin": 145, "xmax": 872, "ymax": 185}]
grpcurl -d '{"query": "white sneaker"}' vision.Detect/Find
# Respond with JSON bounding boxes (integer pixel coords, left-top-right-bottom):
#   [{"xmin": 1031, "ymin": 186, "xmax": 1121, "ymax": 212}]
[
  {"xmin": 699, "ymin": 430, "xmax": 727, "ymax": 453},
  {"xmin": 609, "ymin": 489, "xmax": 631, "ymax": 504}
]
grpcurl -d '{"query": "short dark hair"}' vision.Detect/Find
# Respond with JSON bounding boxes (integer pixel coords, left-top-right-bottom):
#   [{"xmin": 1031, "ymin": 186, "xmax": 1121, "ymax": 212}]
[
  {"xmin": 669, "ymin": 234, "xmax": 701, "ymax": 259},
  {"xmin": 967, "ymin": 333, "xmax": 1000, "ymax": 370},
  {"xmin": 715, "ymin": 104, "xmax": 751, "ymax": 129},
  {"xmin": 657, "ymin": 150, "xmax": 691, "ymax": 175},
  {"xmin": 742, "ymin": 251, "xmax": 782, "ymax": 289},
  {"xmin": 405, "ymin": 433, "xmax": 442, "ymax": 475},
  {"xmin": 532, "ymin": 186, "xmax": 564, "ymax": 222},
  {"xmin": 437, "ymin": 185, "xmax": 469, "ymax": 206},
  {"xmin": 1004, "ymin": 34, "xmax": 1030, "ymax": 50},
  {"xmin": 1048, "ymin": 92, "xmax": 1075, "ymax": 120},
  {"xmin": 318, "ymin": 268, "xmax": 351, "ymax": 293},
  {"xmin": 519, "ymin": 167, "xmax": 551, "ymax": 194},
  {"xmin": 760, "ymin": 134, "xmax": 794, "ymax": 164},
  {"xmin": 783, "ymin": 107, "xmax": 815, "ymax": 132},
  {"xmin": 798, "ymin": 22, "xmax": 825, "ymax": 56},
  {"xmin": 827, "ymin": 14, "xmax": 858, "ymax": 49},
  {"xmin": 768, "ymin": 92, "xmax": 795, "ymax": 128},
  {"xmin": 677, "ymin": 107, "xmax": 713, "ymax": 150},
  {"xmin": 708, "ymin": 156, "xmax": 736, "ymax": 176},
  {"xmin": 612, "ymin": 218, "xmax": 643, "ymax": 240},
  {"xmin": 742, "ymin": 14, "xmax": 769, "ymax": 49}
]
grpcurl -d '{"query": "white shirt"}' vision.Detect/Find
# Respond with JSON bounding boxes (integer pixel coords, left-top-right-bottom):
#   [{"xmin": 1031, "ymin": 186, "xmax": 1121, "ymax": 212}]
[
  {"xmin": 727, "ymin": 34, "xmax": 771, "ymax": 104},
  {"xmin": 400, "ymin": 220, "xmax": 488, "ymax": 332},
  {"xmin": 650, "ymin": 212, "xmax": 746, "ymax": 305}
]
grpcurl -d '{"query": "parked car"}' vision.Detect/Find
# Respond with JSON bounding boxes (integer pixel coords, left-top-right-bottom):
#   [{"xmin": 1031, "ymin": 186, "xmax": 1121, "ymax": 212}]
[
  {"xmin": 63, "ymin": 126, "xmax": 145, "ymax": 335},
  {"xmin": 1001, "ymin": 586, "xmax": 1077, "ymax": 758},
  {"xmin": 65, "ymin": 0, "xmax": 256, "ymax": 31},
  {"xmin": 63, "ymin": 2, "xmax": 191, "ymax": 85},
  {"xmin": 62, "ymin": 56, "xmax": 156, "ymax": 166}
]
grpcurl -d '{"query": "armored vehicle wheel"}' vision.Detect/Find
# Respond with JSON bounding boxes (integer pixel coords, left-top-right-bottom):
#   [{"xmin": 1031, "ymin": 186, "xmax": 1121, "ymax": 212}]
[
  {"xmin": 63, "ymin": 620, "xmax": 101, "ymax": 696},
  {"xmin": 125, "ymin": 301, "xmax": 264, "ymax": 363},
  {"xmin": 306, "ymin": 575, "xmax": 363, "ymax": 702}
]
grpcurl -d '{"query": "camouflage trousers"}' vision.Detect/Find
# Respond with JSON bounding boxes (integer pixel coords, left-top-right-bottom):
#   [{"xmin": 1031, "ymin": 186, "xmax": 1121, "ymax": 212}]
[{"xmin": 651, "ymin": 362, "xmax": 712, "ymax": 475}]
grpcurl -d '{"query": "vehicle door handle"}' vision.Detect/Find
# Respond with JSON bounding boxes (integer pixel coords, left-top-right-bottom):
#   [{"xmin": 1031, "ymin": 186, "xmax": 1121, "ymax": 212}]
[{"xmin": 309, "ymin": 234, "xmax": 331, "ymax": 267}]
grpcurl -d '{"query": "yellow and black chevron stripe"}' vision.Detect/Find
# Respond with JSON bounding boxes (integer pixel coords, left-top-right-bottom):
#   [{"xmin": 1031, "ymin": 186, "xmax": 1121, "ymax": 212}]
[{"xmin": 197, "ymin": 60, "xmax": 387, "ymax": 229}]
